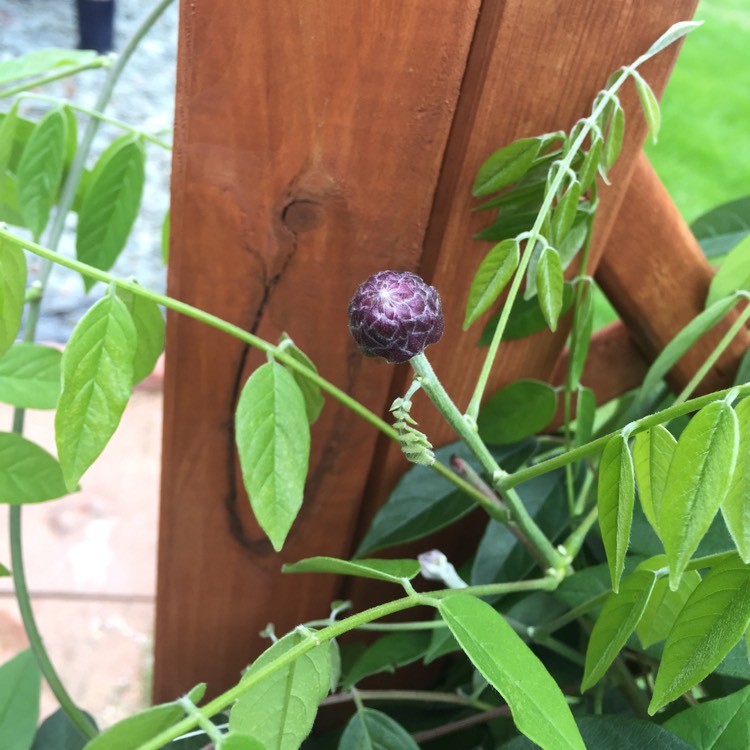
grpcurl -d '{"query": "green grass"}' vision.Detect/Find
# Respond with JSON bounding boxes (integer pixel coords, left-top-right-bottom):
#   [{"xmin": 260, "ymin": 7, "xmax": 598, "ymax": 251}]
[{"xmin": 646, "ymin": 0, "xmax": 750, "ymax": 224}]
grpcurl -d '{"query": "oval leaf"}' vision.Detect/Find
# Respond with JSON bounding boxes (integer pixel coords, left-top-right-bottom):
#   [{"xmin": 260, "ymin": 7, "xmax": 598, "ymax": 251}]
[
  {"xmin": 16, "ymin": 107, "xmax": 67, "ymax": 239},
  {"xmin": 221, "ymin": 733, "xmax": 266, "ymax": 750},
  {"xmin": 633, "ymin": 73, "xmax": 661, "ymax": 144},
  {"xmin": 56, "ymin": 294, "xmax": 137, "ymax": 491},
  {"xmin": 230, "ymin": 630, "xmax": 330, "ymax": 750},
  {"xmin": 283, "ymin": 556, "xmax": 420, "ymax": 583},
  {"xmin": 597, "ymin": 434, "xmax": 635, "ymax": 592},
  {"xmin": 440, "ymin": 594, "xmax": 585, "ymax": 750},
  {"xmin": 650, "ymin": 556, "xmax": 750, "ymax": 712},
  {"xmin": 76, "ymin": 135, "xmax": 146, "ymax": 289},
  {"xmin": 692, "ymin": 196, "xmax": 750, "ymax": 259},
  {"xmin": 0, "ymin": 343, "xmax": 61, "ymax": 409},
  {"xmin": 643, "ymin": 21, "xmax": 703, "ymax": 60},
  {"xmin": 0, "ymin": 49, "xmax": 97, "ymax": 86},
  {"xmin": 578, "ymin": 137, "xmax": 603, "ymax": 192},
  {"xmin": 473, "ymin": 138, "xmax": 542, "ymax": 197},
  {"xmin": 0, "ymin": 432, "xmax": 68, "ymax": 504},
  {"xmin": 707, "ymin": 234, "xmax": 750, "ymax": 307},
  {"xmin": 32, "ymin": 707, "xmax": 97, "ymax": 750},
  {"xmin": 0, "ymin": 650, "xmax": 41, "ymax": 750},
  {"xmin": 536, "ymin": 246, "xmax": 564, "ymax": 331},
  {"xmin": 0, "ymin": 236, "xmax": 27, "ymax": 357},
  {"xmin": 601, "ymin": 102, "xmax": 625, "ymax": 172},
  {"xmin": 723, "ymin": 398, "xmax": 750, "ymax": 562},
  {"xmin": 338, "ymin": 708, "xmax": 418, "ymax": 750},
  {"xmin": 279, "ymin": 333, "xmax": 324, "ymax": 424},
  {"xmin": 660, "ymin": 401, "xmax": 739, "ymax": 589},
  {"xmin": 479, "ymin": 379, "xmax": 556, "ymax": 445},
  {"xmin": 116, "ymin": 286, "xmax": 165, "ymax": 385},
  {"xmin": 342, "ymin": 632, "xmax": 429, "ymax": 690},
  {"xmin": 464, "ymin": 239, "xmax": 519, "ymax": 329},
  {"xmin": 632, "ymin": 425, "xmax": 676, "ymax": 537},
  {"xmin": 551, "ymin": 180, "xmax": 581, "ymax": 246},
  {"xmin": 235, "ymin": 361, "xmax": 310, "ymax": 552}
]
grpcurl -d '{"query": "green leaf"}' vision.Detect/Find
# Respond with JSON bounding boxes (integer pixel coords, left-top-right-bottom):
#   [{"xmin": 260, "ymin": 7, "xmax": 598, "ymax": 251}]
[
  {"xmin": 0, "ymin": 101, "xmax": 20, "ymax": 175},
  {"xmin": 221, "ymin": 734, "xmax": 266, "ymax": 750},
  {"xmin": 337, "ymin": 708, "xmax": 418, "ymax": 750},
  {"xmin": 551, "ymin": 180, "xmax": 581, "ymax": 246},
  {"xmin": 283, "ymin": 556, "xmax": 420, "ymax": 583},
  {"xmin": 707, "ymin": 234, "xmax": 750, "ymax": 307},
  {"xmin": 473, "ymin": 138, "xmax": 542, "ymax": 197},
  {"xmin": 16, "ymin": 106, "xmax": 67, "ymax": 239},
  {"xmin": 161, "ymin": 209, "xmax": 170, "ymax": 264},
  {"xmin": 0, "ymin": 650, "xmax": 41, "ymax": 750},
  {"xmin": 235, "ymin": 361, "xmax": 310, "ymax": 552},
  {"xmin": 0, "ymin": 343, "xmax": 61, "ymax": 409},
  {"xmin": 660, "ymin": 400, "xmax": 739, "ymax": 589},
  {"xmin": 630, "ymin": 295, "xmax": 738, "ymax": 417},
  {"xmin": 474, "ymin": 206, "xmax": 538, "ymax": 243},
  {"xmin": 62, "ymin": 105, "xmax": 78, "ymax": 171},
  {"xmin": 76, "ymin": 135, "xmax": 146, "ymax": 289},
  {"xmin": 32, "ymin": 708, "xmax": 97, "ymax": 750},
  {"xmin": 342, "ymin": 632, "xmax": 429, "ymax": 690},
  {"xmin": 229, "ymin": 631, "xmax": 330, "ymax": 750},
  {"xmin": 581, "ymin": 562, "xmax": 659, "ymax": 691},
  {"xmin": 597, "ymin": 434, "xmax": 635, "ymax": 592},
  {"xmin": 56, "ymin": 294, "xmax": 137, "ymax": 491},
  {"xmin": 278, "ymin": 333, "xmax": 325, "ymax": 424},
  {"xmin": 664, "ymin": 683, "xmax": 750, "ymax": 749},
  {"xmin": 480, "ymin": 283, "xmax": 574, "ymax": 344},
  {"xmin": 116, "ymin": 286, "xmax": 165, "ymax": 385},
  {"xmin": 643, "ymin": 20, "xmax": 703, "ymax": 60},
  {"xmin": 632, "ymin": 425, "xmax": 676, "ymax": 537},
  {"xmin": 558, "ymin": 214, "xmax": 590, "ymax": 268},
  {"xmin": 463, "ymin": 239, "xmax": 519, "ymax": 329},
  {"xmin": 536, "ymin": 246, "xmax": 564, "ymax": 331},
  {"xmin": 0, "ymin": 236, "xmax": 27, "ymax": 357},
  {"xmin": 440, "ymin": 594, "xmax": 584, "ymax": 750},
  {"xmin": 569, "ymin": 282, "xmax": 593, "ymax": 387},
  {"xmin": 0, "ymin": 49, "xmax": 98, "ymax": 86},
  {"xmin": 0, "ymin": 563, "xmax": 9, "ymax": 576},
  {"xmin": 601, "ymin": 101, "xmax": 625, "ymax": 171},
  {"xmin": 477, "ymin": 380, "xmax": 557, "ymax": 444},
  {"xmin": 578, "ymin": 138, "xmax": 603, "ymax": 192},
  {"xmin": 83, "ymin": 684, "xmax": 206, "ymax": 750},
  {"xmin": 636, "ymin": 569, "xmax": 700, "ymax": 649},
  {"xmin": 574, "ymin": 387, "xmax": 596, "ymax": 448},
  {"xmin": 692, "ymin": 196, "xmax": 750, "ymax": 259},
  {"xmin": 735, "ymin": 349, "xmax": 750, "ymax": 387},
  {"xmin": 723, "ymin": 398, "xmax": 750, "ymax": 561},
  {"xmin": 633, "ymin": 72, "xmax": 661, "ymax": 144},
  {"xmin": 650, "ymin": 556, "xmax": 750, "ymax": 712},
  {"xmin": 0, "ymin": 432, "xmax": 68, "ymax": 504}
]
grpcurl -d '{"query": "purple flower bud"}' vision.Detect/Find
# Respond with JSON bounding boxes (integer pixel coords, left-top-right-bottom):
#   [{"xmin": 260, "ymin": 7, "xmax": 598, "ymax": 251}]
[{"xmin": 347, "ymin": 270, "xmax": 444, "ymax": 364}]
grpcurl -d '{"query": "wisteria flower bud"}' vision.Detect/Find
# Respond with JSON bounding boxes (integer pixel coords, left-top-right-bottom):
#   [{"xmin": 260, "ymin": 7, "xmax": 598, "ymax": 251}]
[{"xmin": 347, "ymin": 270, "xmax": 444, "ymax": 364}]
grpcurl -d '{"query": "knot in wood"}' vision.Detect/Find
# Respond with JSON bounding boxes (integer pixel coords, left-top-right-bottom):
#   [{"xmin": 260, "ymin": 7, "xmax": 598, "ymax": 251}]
[{"xmin": 281, "ymin": 199, "xmax": 324, "ymax": 233}]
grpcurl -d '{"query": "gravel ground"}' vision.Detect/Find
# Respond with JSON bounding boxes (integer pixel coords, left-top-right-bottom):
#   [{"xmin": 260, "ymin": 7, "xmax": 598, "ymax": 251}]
[{"xmin": 0, "ymin": 0, "xmax": 178, "ymax": 341}]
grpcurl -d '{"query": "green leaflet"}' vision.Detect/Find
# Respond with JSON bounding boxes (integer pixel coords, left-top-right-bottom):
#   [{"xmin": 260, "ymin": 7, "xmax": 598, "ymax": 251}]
[
  {"xmin": 536, "ymin": 246, "xmax": 564, "ymax": 331},
  {"xmin": 115, "ymin": 286, "xmax": 165, "ymax": 385},
  {"xmin": 16, "ymin": 106, "xmax": 67, "ymax": 240},
  {"xmin": 0, "ymin": 343, "xmax": 61, "ymax": 409},
  {"xmin": 642, "ymin": 20, "xmax": 702, "ymax": 60},
  {"xmin": 723, "ymin": 398, "xmax": 750, "ymax": 561},
  {"xmin": 0, "ymin": 236, "xmax": 27, "ymax": 357},
  {"xmin": 56, "ymin": 294, "xmax": 137, "ymax": 491},
  {"xmin": 597, "ymin": 434, "xmax": 635, "ymax": 592},
  {"xmin": 76, "ymin": 135, "xmax": 146, "ymax": 289},
  {"xmin": 569, "ymin": 281, "xmax": 593, "ymax": 387},
  {"xmin": 478, "ymin": 379, "xmax": 557, "ymax": 445},
  {"xmin": 664, "ymin": 683, "xmax": 750, "ymax": 749},
  {"xmin": 31, "ymin": 708, "xmax": 97, "ymax": 750},
  {"xmin": 0, "ymin": 49, "xmax": 97, "ymax": 86},
  {"xmin": 342, "ymin": 631, "xmax": 430, "ymax": 690},
  {"xmin": 0, "ymin": 650, "xmax": 41, "ymax": 750},
  {"xmin": 83, "ymin": 684, "xmax": 205, "ymax": 750},
  {"xmin": 578, "ymin": 138, "xmax": 603, "ymax": 192},
  {"xmin": 278, "ymin": 333, "xmax": 325, "ymax": 424},
  {"xmin": 161, "ymin": 208, "xmax": 170, "ymax": 264},
  {"xmin": 650, "ymin": 556, "xmax": 750, "ymax": 712},
  {"xmin": 601, "ymin": 101, "xmax": 625, "ymax": 172},
  {"xmin": 229, "ymin": 631, "xmax": 330, "ymax": 750},
  {"xmin": 235, "ymin": 362, "xmax": 310, "ymax": 552},
  {"xmin": 574, "ymin": 387, "xmax": 596, "ymax": 448},
  {"xmin": 660, "ymin": 401, "xmax": 739, "ymax": 590},
  {"xmin": 282, "ymin": 557, "xmax": 420, "ymax": 584},
  {"xmin": 692, "ymin": 196, "xmax": 750, "ymax": 259},
  {"xmin": 0, "ymin": 101, "xmax": 20, "ymax": 176},
  {"xmin": 473, "ymin": 138, "xmax": 542, "ymax": 197},
  {"xmin": 707, "ymin": 234, "xmax": 750, "ymax": 307},
  {"xmin": 582, "ymin": 563, "xmax": 659, "ymax": 691},
  {"xmin": 633, "ymin": 72, "xmax": 661, "ymax": 144},
  {"xmin": 632, "ymin": 425, "xmax": 676, "ymax": 537},
  {"xmin": 0, "ymin": 432, "xmax": 68, "ymax": 504},
  {"xmin": 440, "ymin": 594, "xmax": 585, "ymax": 750},
  {"xmin": 551, "ymin": 180, "xmax": 581, "ymax": 246},
  {"xmin": 463, "ymin": 238, "xmax": 519, "ymax": 329},
  {"xmin": 220, "ymin": 734, "xmax": 266, "ymax": 750},
  {"xmin": 337, "ymin": 708, "xmax": 418, "ymax": 750}
]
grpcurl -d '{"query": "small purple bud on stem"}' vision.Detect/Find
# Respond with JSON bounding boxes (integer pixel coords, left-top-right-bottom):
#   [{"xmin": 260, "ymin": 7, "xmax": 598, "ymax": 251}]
[{"xmin": 347, "ymin": 270, "xmax": 444, "ymax": 364}]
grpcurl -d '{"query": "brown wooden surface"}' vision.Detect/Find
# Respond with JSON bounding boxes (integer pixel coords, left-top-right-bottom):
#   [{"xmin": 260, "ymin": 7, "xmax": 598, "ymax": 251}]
[{"xmin": 157, "ymin": 0, "xmax": 699, "ymax": 700}]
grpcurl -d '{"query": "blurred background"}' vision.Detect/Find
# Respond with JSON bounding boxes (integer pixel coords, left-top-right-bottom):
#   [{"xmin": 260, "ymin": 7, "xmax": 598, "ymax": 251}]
[{"xmin": 0, "ymin": 0, "xmax": 747, "ymax": 729}]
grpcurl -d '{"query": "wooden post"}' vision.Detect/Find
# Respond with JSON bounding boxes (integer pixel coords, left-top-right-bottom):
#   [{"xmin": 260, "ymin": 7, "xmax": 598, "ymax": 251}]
[{"xmin": 156, "ymin": 0, "xmax": 699, "ymax": 700}]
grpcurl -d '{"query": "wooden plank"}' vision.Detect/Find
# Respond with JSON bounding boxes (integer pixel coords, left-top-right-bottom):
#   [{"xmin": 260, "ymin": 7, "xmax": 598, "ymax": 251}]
[
  {"xmin": 596, "ymin": 154, "xmax": 750, "ymax": 393},
  {"xmin": 346, "ymin": 0, "xmax": 700, "ymax": 602},
  {"xmin": 155, "ymin": 0, "xmax": 482, "ymax": 700}
]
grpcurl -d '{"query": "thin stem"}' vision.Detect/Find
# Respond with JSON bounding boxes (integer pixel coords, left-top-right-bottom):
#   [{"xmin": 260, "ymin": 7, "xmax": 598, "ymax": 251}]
[
  {"xmin": 562, "ymin": 503, "xmax": 599, "ymax": 559},
  {"xmin": 177, "ymin": 696, "xmax": 223, "ymax": 745},
  {"xmin": 531, "ymin": 590, "xmax": 610, "ymax": 639},
  {"xmin": 18, "ymin": 93, "xmax": 172, "ymax": 149},
  {"xmin": 533, "ymin": 634, "xmax": 586, "ymax": 667},
  {"xmin": 411, "ymin": 352, "xmax": 565, "ymax": 571},
  {"xmin": 674, "ymin": 305, "xmax": 750, "ymax": 406},
  {"xmin": 412, "ymin": 707, "xmax": 509, "ymax": 744},
  {"xmin": 0, "ymin": 58, "xmax": 111, "ymax": 99},
  {"xmin": 498, "ymin": 384, "xmax": 750, "ymax": 491},
  {"xmin": 322, "ymin": 689, "xmax": 494, "ymax": 712},
  {"xmin": 686, "ymin": 550, "xmax": 739, "ymax": 571}
]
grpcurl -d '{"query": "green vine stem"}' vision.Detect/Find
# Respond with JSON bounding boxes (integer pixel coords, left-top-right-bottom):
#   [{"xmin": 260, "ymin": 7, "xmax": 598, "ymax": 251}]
[
  {"xmin": 0, "ymin": 58, "xmax": 112, "ymax": 100},
  {"xmin": 321, "ymin": 689, "xmax": 495, "ymax": 712},
  {"xmin": 137, "ymin": 576, "xmax": 557, "ymax": 750}
]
